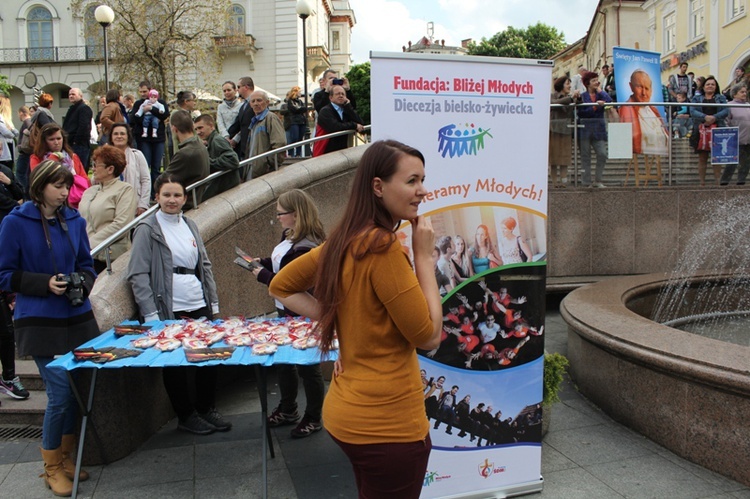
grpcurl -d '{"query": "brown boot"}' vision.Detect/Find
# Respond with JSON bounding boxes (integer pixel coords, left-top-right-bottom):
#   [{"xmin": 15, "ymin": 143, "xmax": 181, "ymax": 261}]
[
  {"xmin": 40, "ymin": 447, "xmax": 73, "ymax": 497},
  {"xmin": 61, "ymin": 434, "xmax": 89, "ymax": 482}
]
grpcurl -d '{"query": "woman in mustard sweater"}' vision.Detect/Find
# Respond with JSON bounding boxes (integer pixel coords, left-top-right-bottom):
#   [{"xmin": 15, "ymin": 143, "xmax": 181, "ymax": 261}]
[{"xmin": 270, "ymin": 140, "xmax": 442, "ymax": 498}]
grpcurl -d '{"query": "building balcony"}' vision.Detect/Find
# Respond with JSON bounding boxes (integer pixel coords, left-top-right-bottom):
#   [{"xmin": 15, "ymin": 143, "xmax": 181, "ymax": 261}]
[
  {"xmin": 0, "ymin": 45, "xmax": 104, "ymax": 64},
  {"xmin": 213, "ymin": 34, "xmax": 257, "ymax": 59},
  {"xmin": 306, "ymin": 45, "xmax": 330, "ymax": 75}
]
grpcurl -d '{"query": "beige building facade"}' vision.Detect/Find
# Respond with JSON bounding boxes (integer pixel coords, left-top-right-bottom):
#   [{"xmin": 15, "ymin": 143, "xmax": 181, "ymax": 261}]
[
  {"xmin": 0, "ymin": 0, "xmax": 355, "ymax": 115},
  {"xmin": 642, "ymin": 0, "xmax": 749, "ymax": 87}
]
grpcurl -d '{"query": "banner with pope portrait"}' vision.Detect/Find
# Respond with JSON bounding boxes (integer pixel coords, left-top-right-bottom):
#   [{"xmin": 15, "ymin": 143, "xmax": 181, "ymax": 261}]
[{"xmin": 371, "ymin": 52, "xmax": 550, "ymax": 498}]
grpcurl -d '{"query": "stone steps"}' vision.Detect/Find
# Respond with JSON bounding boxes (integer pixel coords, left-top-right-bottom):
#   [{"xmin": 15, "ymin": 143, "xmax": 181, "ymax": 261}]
[{"xmin": 0, "ymin": 359, "xmax": 45, "ymax": 427}]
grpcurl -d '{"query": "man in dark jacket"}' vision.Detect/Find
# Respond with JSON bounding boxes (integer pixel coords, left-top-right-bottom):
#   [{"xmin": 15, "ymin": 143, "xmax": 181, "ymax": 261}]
[
  {"xmin": 165, "ymin": 110, "xmax": 209, "ymax": 209},
  {"xmin": 131, "ymin": 81, "xmax": 170, "ymax": 191},
  {"xmin": 62, "ymin": 88, "xmax": 93, "ymax": 169},
  {"xmin": 312, "ymin": 69, "xmax": 356, "ymax": 112},
  {"xmin": 227, "ymin": 76, "xmax": 255, "ymax": 160},
  {"xmin": 194, "ymin": 115, "xmax": 240, "ymax": 200},
  {"xmin": 316, "ymin": 85, "xmax": 364, "ymax": 155}
]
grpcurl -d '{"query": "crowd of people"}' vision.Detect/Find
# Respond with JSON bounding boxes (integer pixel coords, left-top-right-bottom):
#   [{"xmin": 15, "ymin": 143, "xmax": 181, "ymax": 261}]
[
  {"xmin": 424, "ymin": 373, "xmax": 543, "ymax": 447},
  {"xmin": 550, "ymin": 61, "xmax": 750, "ymax": 187}
]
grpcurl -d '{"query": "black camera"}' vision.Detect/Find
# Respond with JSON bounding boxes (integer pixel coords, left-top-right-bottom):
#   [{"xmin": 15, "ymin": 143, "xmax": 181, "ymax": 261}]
[
  {"xmin": 332, "ymin": 78, "xmax": 344, "ymax": 86},
  {"xmin": 57, "ymin": 273, "xmax": 86, "ymax": 307}
]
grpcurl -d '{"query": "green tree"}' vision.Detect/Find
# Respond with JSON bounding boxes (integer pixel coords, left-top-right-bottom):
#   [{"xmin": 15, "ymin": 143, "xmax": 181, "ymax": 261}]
[
  {"xmin": 72, "ymin": 0, "xmax": 231, "ymax": 98},
  {"xmin": 468, "ymin": 22, "xmax": 566, "ymax": 60},
  {"xmin": 0, "ymin": 74, "xmax": 11, "ymax": 97},
  {"xmin": 345, "ymin": 62, "xmax": 371, "ymax": 125}
]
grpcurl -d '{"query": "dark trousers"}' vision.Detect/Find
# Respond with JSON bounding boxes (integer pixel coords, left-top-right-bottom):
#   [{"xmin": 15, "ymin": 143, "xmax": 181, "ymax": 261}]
[
  {"xmin": 15, "ymin": 154, "xmax": 30, "ymax": 200},
  {"xmin": 72, "ymin": 144, "xmax": 91, "ymax": 172},
  {"xmin": 0, "ymin": 294, "xmax": 16, "ymax": 380},
  {"xmin": 137, "ymin": 140, "xmax": 166, "ymax": 196},
  {"xmin": 277, "ymin": 363, "xmax": 325, "ymax": 421},
  {"xmin": 162, "ymin": 306, "xmax": 217, "ymax": 420},
  {"xmin": 330, "ymin": 433, "xmax": 432, "ymax": 499}
]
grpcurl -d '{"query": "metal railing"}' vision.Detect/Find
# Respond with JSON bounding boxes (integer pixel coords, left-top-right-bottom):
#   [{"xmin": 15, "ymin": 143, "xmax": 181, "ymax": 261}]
[
  {"xmin": 554, "ymin": 100, "xmax": 746, "ymax": 187},
  {"xmin": 0, "ymin": 45, "xmax": 103, "ymax": 63},
  {"xmin": 90, "ymin": 125, "xmax": 371, "ymax": 272}
]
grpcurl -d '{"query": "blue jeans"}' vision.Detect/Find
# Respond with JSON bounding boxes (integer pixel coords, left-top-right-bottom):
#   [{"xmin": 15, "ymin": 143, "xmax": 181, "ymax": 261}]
[
  {"xmin": 34, "ymin": 357, "xmax": 77, "ymax": 450},
  {"xmin": 579, "ymin": 136, "xmax": 607, "ymax": 185},
  {"xmin": 286, "ymin": 124, "xmax": 306, "ymax": 157},
  {"xmin": 138, "ymin": 140, "xmax": 166, "ymax": 196},
  {"xmin": 720, "ymin": 143, "xmax": 750, "ymax": 185},
  {"xmin": 15, "ymin": 153, "xmax": 30, "ymax": 199}
]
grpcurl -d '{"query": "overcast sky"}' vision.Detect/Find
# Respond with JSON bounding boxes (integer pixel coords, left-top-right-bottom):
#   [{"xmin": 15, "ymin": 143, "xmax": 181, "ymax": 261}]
[{"xmin": 347, "ymin": 0, "xmax": 601, "ymax": 64}]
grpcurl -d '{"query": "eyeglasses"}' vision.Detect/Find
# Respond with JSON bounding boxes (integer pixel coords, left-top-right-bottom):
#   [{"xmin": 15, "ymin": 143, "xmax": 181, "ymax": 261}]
[{"xmin": 276, "ymin": 211, "xmax": 294, "ymax": 217}]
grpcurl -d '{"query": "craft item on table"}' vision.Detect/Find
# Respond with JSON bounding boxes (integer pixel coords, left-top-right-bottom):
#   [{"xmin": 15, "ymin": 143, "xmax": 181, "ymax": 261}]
[
  {"xmin": 252, "ymin": 343, "xmax": 278, "ymax": 355},
  {"xmin": 154, "ymin": 338, "xmax": 181, "ymax": 351},
  {"xmin": 132, "ymin": 337, "xmax": 158, "ymax": 349},
  {"xmin": 184, "ymin": 347, "xmax": 235, "ymax": 363},
  {"xmin": 182, "ymin": 338, "xmax": 207, "ymax": 350},
  {"xmin": 225, "ymin": 335, "xmax": 254, "ymax": 346},
  {"xmin": 113, "ymin": 324, "xmax": 153, "ymax": 336},
  {"xmin": 73, "ymin": 346, "xmax": 142, "ymax": 363}
]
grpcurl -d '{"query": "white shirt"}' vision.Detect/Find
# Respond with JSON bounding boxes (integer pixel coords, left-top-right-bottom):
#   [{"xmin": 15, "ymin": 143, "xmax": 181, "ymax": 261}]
[
  {"xmin": 271, "ymin": 239, "xmax": 293, "ymax": 309},
  {"xmin": 156, "ymin": 210, "xmax": 206, "ymax": 314}
]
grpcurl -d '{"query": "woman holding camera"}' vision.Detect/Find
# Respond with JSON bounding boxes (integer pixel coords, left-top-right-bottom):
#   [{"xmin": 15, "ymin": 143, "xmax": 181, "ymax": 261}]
[
  {"xmin": 127, "ymin": 174, "xmax": 230, "ymax": 436},
  {"xmin": 0, "ymin": 160, "xmax": 99, "ymax": 496}
]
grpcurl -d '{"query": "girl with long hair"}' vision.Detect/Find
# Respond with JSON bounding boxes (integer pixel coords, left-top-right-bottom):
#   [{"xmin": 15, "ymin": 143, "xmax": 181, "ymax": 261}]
[
  {"xmin": 0, "ymin": 95, "xmax": 18, "ymax": 169},
  {"xmin": 30, "ymin": 123, "xmax": 90, "ymax": 208},
  {"xmin": 249, "ymin": 189, "xmax": 327, "ymax": 437},
  {"xmin": 284, "ymin": 86, "xmax": 307, "ymax": 157},
  {"xmin": 470, "ymin": 224, "xmax": 501, "ymax": 273},
  {"xmin": 269, "ymin": 140, "xmax": 442, "ymax": 498},
  {"xmin": 451, "ymin": 234, "xmax": 474, "ymax": 282}
]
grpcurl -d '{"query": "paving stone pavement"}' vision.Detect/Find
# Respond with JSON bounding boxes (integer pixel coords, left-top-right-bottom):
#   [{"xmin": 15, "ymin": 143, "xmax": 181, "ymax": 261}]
[{"xmin": 0, "ymin": 303, "xmax": 747, "ymax": 498}]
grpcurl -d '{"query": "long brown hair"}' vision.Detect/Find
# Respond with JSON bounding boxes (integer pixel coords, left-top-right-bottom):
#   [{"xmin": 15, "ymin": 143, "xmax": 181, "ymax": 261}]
[
  {"xmin": 313, "ymin": 140, "xmax": 425, "ymax": 352},
  {"xmin": 34, "ymin": 123, "xmax": 74, "ymax": 159},
  {"xmin": 278, "ymin": 189, "xmax": 325, "ymax": 244}
]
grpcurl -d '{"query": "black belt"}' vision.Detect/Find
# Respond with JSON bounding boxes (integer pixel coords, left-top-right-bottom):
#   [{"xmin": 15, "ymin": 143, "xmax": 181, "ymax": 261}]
[{"xmin": 173, "ymin": 266, "xmax": 196, "ymax": 275}]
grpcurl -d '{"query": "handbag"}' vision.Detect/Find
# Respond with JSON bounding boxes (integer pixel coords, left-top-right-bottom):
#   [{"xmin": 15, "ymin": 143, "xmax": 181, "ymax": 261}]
[
  {"xmin": 18, "ymin": 116, "xmax": 41, "ymax": 154},
  {"xmin": 312, "ymin": 123, "xmax": 330, "ymax": 157},
  {"xmin": 697, "ymin": 123, "xmax": 716, "ymax": 151},
  {"xmin": 67, "ymin": 174, "xmax": 90, "ymax": 209},
  {"xmin": 517, "ymin": 237, "xmax": 528, "ymax": 262}
]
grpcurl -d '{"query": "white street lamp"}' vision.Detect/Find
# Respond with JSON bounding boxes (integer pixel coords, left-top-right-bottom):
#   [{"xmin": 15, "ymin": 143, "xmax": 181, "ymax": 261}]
[
  {"xmin": 295, "ymin": 0, "xmax": 314, "ymax": 114},
  {"xmin": 95, "ymin": 5, "xmax": 115, "ymax": 92}
]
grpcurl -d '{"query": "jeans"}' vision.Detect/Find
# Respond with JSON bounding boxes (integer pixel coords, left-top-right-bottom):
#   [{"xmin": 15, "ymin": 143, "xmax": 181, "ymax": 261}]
[
  {"xmin": 138, "ymin": 140, "xmax": 166, "ymax": 196},
  {"xmin": 35, "ymin": 357, "xmax": 77, "ymax": 450},
  {"xmin": 72, "ymin": 144, "xmax": 91, "ymax": 172},
  {"xmin": 672, "ymin": 117, "xmax": 692, "ymax": 138},
  {"xmin": 286, "ymin": 124, "xmax": 306, "ymax": 157},
  {"xmin": 720, "ymin": 143, "xmax": 750, "ymax": 185},
  {"xmin": 15, "ymin": 153, "xmax": 30, "ymax": 199},
  {"xmin": 579, "ymin": 136, "xmax": 607, "ymax": 185}
]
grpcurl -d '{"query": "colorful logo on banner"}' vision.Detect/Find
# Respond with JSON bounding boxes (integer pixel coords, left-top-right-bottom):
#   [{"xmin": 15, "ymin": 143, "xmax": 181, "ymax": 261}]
[
  {"xmin": 424, "ymin": 470, "xmax": 452, "ymax": 487},
  {"xmin": 478, "ymin": 458, "xmax": 506, "ymax": 478},
  {"xmin": 438, "ymin": 123, "xmax": 493, "ymax": 158}
]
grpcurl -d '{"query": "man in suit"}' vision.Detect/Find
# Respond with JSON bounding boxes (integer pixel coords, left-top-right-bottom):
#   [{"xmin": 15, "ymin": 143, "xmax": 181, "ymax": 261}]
[
  {"xmin": 315, "ymin": 85, "xmax": 364, "ymax": 155},
  {"xmin": 312, "ymin": 69, "xmax": 356, "ymax": 113},
  {"xmin": 62, "ymin": 88, "xmax": 93, "ymax": 169},
  {"xmin": 227, "ymin": 76, "xmax": 255, "ymax": 160}
]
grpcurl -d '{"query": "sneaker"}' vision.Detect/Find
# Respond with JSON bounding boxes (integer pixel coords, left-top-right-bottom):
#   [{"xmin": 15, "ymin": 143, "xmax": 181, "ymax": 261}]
[
  {"xmin": 267, "ymin": 406, "xmax": 300, "ymax": 428},
  {"xmin": 290, "ymin": 415, "xmax": 322, "ymax": 438},
  {"xmin": 593, "ymin": 182, "xmax": 606, "ymax": 188},
  {"xmin": 152, "ymin": 129, "xmax": 158, "ymax": 138},
  {"xmin": 177, "ymin": 412, "xmax": 216, "ymax": 435},
  {"xmin": 141, "ymin": 131, "xmax": 148, "ymax": 138},
  {"xmin": 199, "ymin": 408, "xmax": 232, "ymax": 432},
  {"xmin": 0, "ymin": 376, "xmax": 30, "ymax": 400}
]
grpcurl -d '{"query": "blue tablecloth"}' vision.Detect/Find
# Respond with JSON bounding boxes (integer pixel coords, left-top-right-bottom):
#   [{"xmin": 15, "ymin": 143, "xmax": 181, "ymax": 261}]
[{"xmin": 48, "ymin": 320, "xmax": 338, "ymax": 371}]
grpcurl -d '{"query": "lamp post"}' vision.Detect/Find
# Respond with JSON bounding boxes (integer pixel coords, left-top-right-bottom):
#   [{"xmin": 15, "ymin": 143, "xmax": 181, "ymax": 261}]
[
  {"xmin": 95, "ymin": 5, "xmax": 115, "ymax": 92},
  {"xmin": 295, "ymin": 0, "xmax": 313, "ymax": 113}
]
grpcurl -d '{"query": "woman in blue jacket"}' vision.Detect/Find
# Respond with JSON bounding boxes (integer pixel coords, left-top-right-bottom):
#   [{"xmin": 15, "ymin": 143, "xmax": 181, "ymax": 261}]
[
  {"xmin": 0, "ymin": 160, "xmax": 99, "ymax": 496},
  {"xmin": 578, "ymin": 71, "xmax": 612, "ymax": 187}
]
